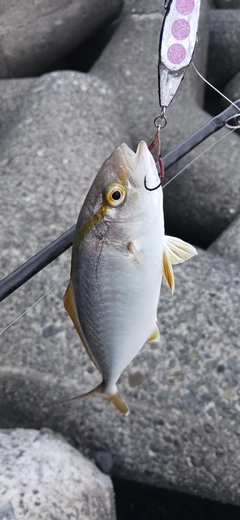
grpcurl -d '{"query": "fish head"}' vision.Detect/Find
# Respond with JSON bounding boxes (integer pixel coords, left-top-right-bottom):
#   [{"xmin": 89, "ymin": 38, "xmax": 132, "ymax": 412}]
[
  {"xmin": 86, "ymin": 140, "xmax": 162, "ymax": 218},
  {"xmin": 75, "ymin": 141, "xmax": 164, "ymax": 245},
  {"xmin": 121, "ymin": 140, "xmax": 161, "ymax": 190}
]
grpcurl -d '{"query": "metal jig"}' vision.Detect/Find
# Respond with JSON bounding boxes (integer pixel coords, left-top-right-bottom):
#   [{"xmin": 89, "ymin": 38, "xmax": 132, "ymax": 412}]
[{"xmin": 158, "ymin": 0, "xmax": 202, "ymax": 110}]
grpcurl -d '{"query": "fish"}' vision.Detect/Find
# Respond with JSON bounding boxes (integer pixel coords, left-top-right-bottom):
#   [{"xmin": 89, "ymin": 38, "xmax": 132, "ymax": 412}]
[{"xmin": 64, "ymin": 140, "xmax": 197, "ymax": 415}]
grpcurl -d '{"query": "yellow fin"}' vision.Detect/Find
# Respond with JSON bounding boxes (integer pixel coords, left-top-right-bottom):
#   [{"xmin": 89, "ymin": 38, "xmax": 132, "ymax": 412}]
[
  {"xmin": 64, "ymin": 281, "xmax": 97, "ymax": 368},
  {"xmin": 163, "ymin": 248, "xmax": 175, "ymax": 293},
  {"xmin": 146, "ymin": 326, "xmax": 160, "ymax": 343},
  {"xmin": 104, "ymin": 392, "xmax": 129, "ymax": 416},
  {"xmin": 62, "ymin": 382, "xmax": 129, "ymax": 416},
  {"xmin": 64, "ymin": 282, "xmax": 82, "ymax": 340}
]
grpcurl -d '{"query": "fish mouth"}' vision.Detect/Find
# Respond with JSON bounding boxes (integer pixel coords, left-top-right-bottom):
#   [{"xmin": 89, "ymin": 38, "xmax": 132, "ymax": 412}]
[
  {"xmin": 119, "ymin": 141, "xmax": 160, "ymax": 190},
  {"xmin": 117, "ymin": 143, "xmax": 137, "ymax": 185}
]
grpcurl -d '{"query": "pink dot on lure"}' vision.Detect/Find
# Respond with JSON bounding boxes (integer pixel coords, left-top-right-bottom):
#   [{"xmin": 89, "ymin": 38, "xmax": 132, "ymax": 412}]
[
  {"xmin": 167, "ymin": 44, "xmax": 186, "ymax": 64},
  {"xmin": 176, "ymin": 0, "xmax": 195, "ymax": 15},
  {"xmin": 172, "ymin": 19, "xmax": 190, "ymax": 40}
]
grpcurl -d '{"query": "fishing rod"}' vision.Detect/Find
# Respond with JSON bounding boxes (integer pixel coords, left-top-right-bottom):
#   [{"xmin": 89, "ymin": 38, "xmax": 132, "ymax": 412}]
[{"xmin": 0, "ymin": 101, "xmax": 240, "ymax": 304}]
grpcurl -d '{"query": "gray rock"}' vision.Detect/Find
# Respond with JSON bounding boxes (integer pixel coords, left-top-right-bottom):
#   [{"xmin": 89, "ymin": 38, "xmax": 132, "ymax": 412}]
[
  {"xmin": 222, "ymin": 71, "xmax": 240, "ymax": 107},
  {"xmin": 208, "ymin": 215, "xmax": 240, "ymax": 266},
  {"xmin": 0, "ymin": 70, "xmax": 128, "ymax": 281},
  {"xmin": 0, "ymin": 502, "xmax": 16, "ymax": 520},
  {"xmin": 123, "ymin": 0, "xmax": 166, "ymax": 15},
  {"xmin": 0, "ymin": 429, "xmax": 116, "ymax": 519},
  {"xmin": 162, "ymin": 114, "xmax": 240, "ymax": 248},
  {"xmin": 0, "ymin": 78, "xmax": 35, "ymax": 127},
  {"xmin": 214, "ymin": 0, "xmax": 240, "ymax": 7},
  {"xmin": 0, "ymin": 0, "xmax": 123, "ymax": 78},
  {"xmin": 208, "ymin": 9, "xmax": 240, "ymax": 87}
]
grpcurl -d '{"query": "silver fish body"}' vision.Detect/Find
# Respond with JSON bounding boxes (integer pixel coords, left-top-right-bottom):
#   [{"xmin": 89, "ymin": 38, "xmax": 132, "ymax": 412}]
[{"xmin": 64, "ymin": 141, "xmax": 197, "ymax": 415}]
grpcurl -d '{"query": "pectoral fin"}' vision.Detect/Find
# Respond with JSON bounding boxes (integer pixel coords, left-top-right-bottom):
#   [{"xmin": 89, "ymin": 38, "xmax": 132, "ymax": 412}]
[
  {"xmin": 165, "ymin": 236, "xmax": 197, "ymax": 264},
  {"xmin": 163, "ymin": 236, "xmax": 197, "ymax": 293},
  {"xmin": 127, "ymin": 241, "xmax": 143, "ymax": 264}
]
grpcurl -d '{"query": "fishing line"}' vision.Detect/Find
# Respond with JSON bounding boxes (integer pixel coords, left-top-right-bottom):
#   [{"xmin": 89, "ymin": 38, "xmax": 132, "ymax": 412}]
[
  {"xmin": 163, "ymin": 64, "xmax": 240, "ymax": 188},
  {"xmin": 163, "ymin": 127, "xmax": 236, "ymax": 189},
  {"xmin": 0, "ymin": 281, "xmax": 62, "ymax": 336},
  {"xmin": 192, "ymin": 63, "xmax": 240, "ymax": 115}
]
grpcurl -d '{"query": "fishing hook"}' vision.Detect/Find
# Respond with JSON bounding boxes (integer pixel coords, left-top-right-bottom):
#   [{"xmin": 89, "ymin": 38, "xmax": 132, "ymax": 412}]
[
  {"xmin": 146, "ymin": 114, "xmax": 166, "ymax": 190},
  {"xmin": 144, "ymin": 157, "xmax": 165, "ymax": 191},
  {"xmin": 144, "ymin": 174, "xmax": 161, "ymax": 191}
]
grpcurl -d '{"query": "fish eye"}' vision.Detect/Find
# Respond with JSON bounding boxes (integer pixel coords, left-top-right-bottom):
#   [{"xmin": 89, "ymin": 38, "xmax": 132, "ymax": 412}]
[{"xmin": 104, "ymin": 183, "xmax": 126, "ymax": 207}]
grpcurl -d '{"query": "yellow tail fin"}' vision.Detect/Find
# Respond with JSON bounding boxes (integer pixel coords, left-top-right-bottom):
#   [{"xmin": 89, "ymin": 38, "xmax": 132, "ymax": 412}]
[{"xmin": 61, "ymin": 382, "xmax": 129, "ymax": 416}]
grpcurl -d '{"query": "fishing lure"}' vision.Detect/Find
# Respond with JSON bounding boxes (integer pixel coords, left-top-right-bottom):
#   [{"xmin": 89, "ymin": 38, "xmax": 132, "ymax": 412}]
[
  {"xmin": 146, "ymin": 0, "xmax": 202, "ymax": 185},
  {"xmin": 158, "ymin": 0, "xmax": 202, "ymax": 111}
]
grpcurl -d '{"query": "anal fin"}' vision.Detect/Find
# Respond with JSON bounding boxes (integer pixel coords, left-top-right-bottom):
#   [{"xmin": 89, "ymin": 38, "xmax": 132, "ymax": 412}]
[
  {"xmin": 64, "ymin": 281, "xmax": 97, "ymax": 367},
  {"xmin": 146, "ymin": 326, "xmax": 160, "ymax": 343},
  {"xmin": 64, "ymin": 281, "xmax": 83, "ymax": 340},
  {"xmin": 163, "ymin": 249, "xmax": 175, "ymax": 293}
]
